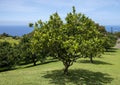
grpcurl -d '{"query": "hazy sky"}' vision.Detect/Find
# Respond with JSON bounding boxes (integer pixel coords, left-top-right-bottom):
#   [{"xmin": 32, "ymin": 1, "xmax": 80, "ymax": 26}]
[{"xmin": 0, "ymin": 0, "xmax": 120, "ymax": 26}]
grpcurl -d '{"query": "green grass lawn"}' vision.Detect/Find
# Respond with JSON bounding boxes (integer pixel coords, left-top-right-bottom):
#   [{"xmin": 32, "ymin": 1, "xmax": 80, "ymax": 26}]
[{"xmin": 0, "ymin": 48, "xmax": 120, "ymax": 85}]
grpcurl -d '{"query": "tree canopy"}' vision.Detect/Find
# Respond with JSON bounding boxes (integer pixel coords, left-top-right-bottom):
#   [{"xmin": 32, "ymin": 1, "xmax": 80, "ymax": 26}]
[{"xmin": 30, "ymin": 7, "xmax": 105, "ymax": 74}]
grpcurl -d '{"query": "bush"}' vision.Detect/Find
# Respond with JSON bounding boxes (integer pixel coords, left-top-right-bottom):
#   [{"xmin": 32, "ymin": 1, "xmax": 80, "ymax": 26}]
[{"xmin": 0, "ymin": 42, "xmax": 19, "ymax": 69}]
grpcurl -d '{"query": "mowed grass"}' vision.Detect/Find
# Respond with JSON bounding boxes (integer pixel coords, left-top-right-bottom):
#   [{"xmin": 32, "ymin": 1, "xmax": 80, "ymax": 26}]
[{"xmin": 0, "ymin": 49, "xmax": 120, "ymax": 85}]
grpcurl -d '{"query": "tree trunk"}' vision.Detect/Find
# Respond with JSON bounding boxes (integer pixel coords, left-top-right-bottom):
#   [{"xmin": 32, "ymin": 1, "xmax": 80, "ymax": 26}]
[
  {"xmin": 63, "ymin": 61, "xmax": 71, "ymax": 75},
  {"xmin": 64, "ymin": 65, "xmax": 69, "ymax": 75},
  {"xmin": 33, "ymin": 60, "xmax": 36, "ymax": 66},
  {"xmin": 90, "ymin": 55, "xmax": 93, "ymax": 63},
  {"xmin": 62, "ymin": 60, "xmax": 73, "ymax": 75},
  {"xmin": 32, "ymin": 54, "xmax": 36, "ymax": 66}
]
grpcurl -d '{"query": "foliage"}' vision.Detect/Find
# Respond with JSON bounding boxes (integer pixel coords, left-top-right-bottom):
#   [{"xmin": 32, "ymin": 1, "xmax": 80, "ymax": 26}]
[
  {"xmin": 0, "ymin": 42, "xmax": 19, "ymax": 69},
  {"xmin": 77, "ymin": 20, "xmax": 105, "ymax": 63},
  {"xmin": 29, "ymin": 23, "xmax": 34, "ymax": 27},
  {"xmin": 96, "ymin": 24, "xmax": 107, "ymax": 34},
  {"xmin": 0, "ymin": 37, "xmax": 20, "ymax": 45},
  {"xmin": 81, "ymin": 38, "xmax": 105, "ymax": 63},
  {"xmin": 0, "ymin": 33, "xmax": 20, "ymax": 40},
  {"xmin": 95, "ymin": 24, "xmax": 117, "ymax": 51},
  {"xmin": 114, "ymin": 32, "xmax": 120, "ymax": 38},
  {"xmin": 103, "ymin": 33, "xmax": 117, "ymax": 51},
  {"xmin": 31, "ymin": 7, "xmax": 104, "ymax": 74},
  {"xmin": 18, "ymin": 34, "xmax": 40, "ymax": 66},
  {"xmin": 0, "ymin": 33, "xmax": 11, "ymax": 38}
]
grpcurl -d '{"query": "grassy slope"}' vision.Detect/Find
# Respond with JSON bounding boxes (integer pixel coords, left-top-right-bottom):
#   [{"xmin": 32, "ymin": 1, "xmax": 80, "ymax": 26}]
[
  {"xmin": 0, "ymin": 49, "xmax": 120, "ymax": 85},
  {"xmin": 0, "ymin": 37, "xmax": 19, "ymax": 44}
]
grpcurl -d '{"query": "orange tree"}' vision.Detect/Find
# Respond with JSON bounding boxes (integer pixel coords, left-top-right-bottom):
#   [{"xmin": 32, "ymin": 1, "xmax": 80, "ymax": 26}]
[{"xmin": 30, "ymin": 7, "xmax": 104, "ymax": 74}]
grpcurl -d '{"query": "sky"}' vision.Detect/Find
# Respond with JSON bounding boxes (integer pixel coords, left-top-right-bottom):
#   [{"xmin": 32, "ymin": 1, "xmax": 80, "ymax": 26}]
[{"xmin": 0, "ymin": 0, "xmax": 120, "ymax": 26}]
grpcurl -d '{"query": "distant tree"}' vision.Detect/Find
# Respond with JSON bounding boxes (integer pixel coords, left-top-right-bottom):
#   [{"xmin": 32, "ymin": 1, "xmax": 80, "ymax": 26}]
[
  {"xmin": 76, "ymin": 18, "xmax": 105, "ymax": 63},
  {"xmin": 114, "ymin": 32, "xmax": 120, "ymax": 38},
  {"xmin": 31, "ymin": 7, "xmax": 104, "ymax": 74},
  {"xmin": 103, "ymin": 33, "xmax": 117, "ymax": 51},
  {"xmin": 97, "ymin": 25, "xmax": 107, "ymax": 35},
  {"xmin": 2, "ymin": 33, "xmax": 10, "ymax": 37},
  {"xmin": 0, "ymin": 33, "xmax": 11, "ymax": 38},
  {"xmin": 12, "ymin": 36, "xmax": 20, "ymax": 39},
  {"xmin": 95, "ymin": 24, "xmax": 117, "ymax": 52},
  {"xmin": 81, "ymin": 38, "xmax": 105, "ymax": 63},
  {"xmin": 0, "ymin": 42, "xmax": 19, "ymax": 69},
  {"xmin": 0, "ymin": 32, "xmax": 20, "ymax": 40},
  {"xmin": 29, "ymin": 23, "xmax": 34, "ymax": 27},
  {"xmin": 19, "ymin": 35, "xmax": 38, "ymax": 66}
]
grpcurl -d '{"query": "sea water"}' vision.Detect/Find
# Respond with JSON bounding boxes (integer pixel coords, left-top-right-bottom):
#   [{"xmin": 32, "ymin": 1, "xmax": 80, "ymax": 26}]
[{"xmin": 0, "ymin": 25, "xmax": 33, "ymax": 36}]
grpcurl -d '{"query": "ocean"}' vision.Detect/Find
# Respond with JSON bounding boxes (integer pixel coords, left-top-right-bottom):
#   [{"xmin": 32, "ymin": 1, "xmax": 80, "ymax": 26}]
[
  {"xmin": 0, "ymin": 25, "xmax": 120, "ymax": 36},
  {"xmin": 0, "ymin": 25, "xmax": 33, "ymax": 36},
  {"xmin": 105, "ymin": 25, "xmax": 120, "ymax": 32}
]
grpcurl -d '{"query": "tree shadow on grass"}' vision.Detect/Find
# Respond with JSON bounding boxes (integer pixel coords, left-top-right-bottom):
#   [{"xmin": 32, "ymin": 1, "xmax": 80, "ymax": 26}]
[
  {"xmin": 23, "ymin": 59, "xmax": 59, "ymax": 68},
  {"xmin": 0, "ymin": 59, "xmax": 59, "ymax": 72},
  {"xmin": 0, "ymin": 67, "xmax": 16, "ymax": 72},
  {"xmin": 106, "ymin": 48, "xmax": 118, "ymax": 52},
  {"xmin": 77, "ymin": 60, "xmax": 113, "ymax": 65},
  {"xmin": 42, "ymin": 69, "xmax": 113, "ymax": 85},
  {"xmin": 105, "ymin": 48, "xmax": 119, "ymax": 55}
]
